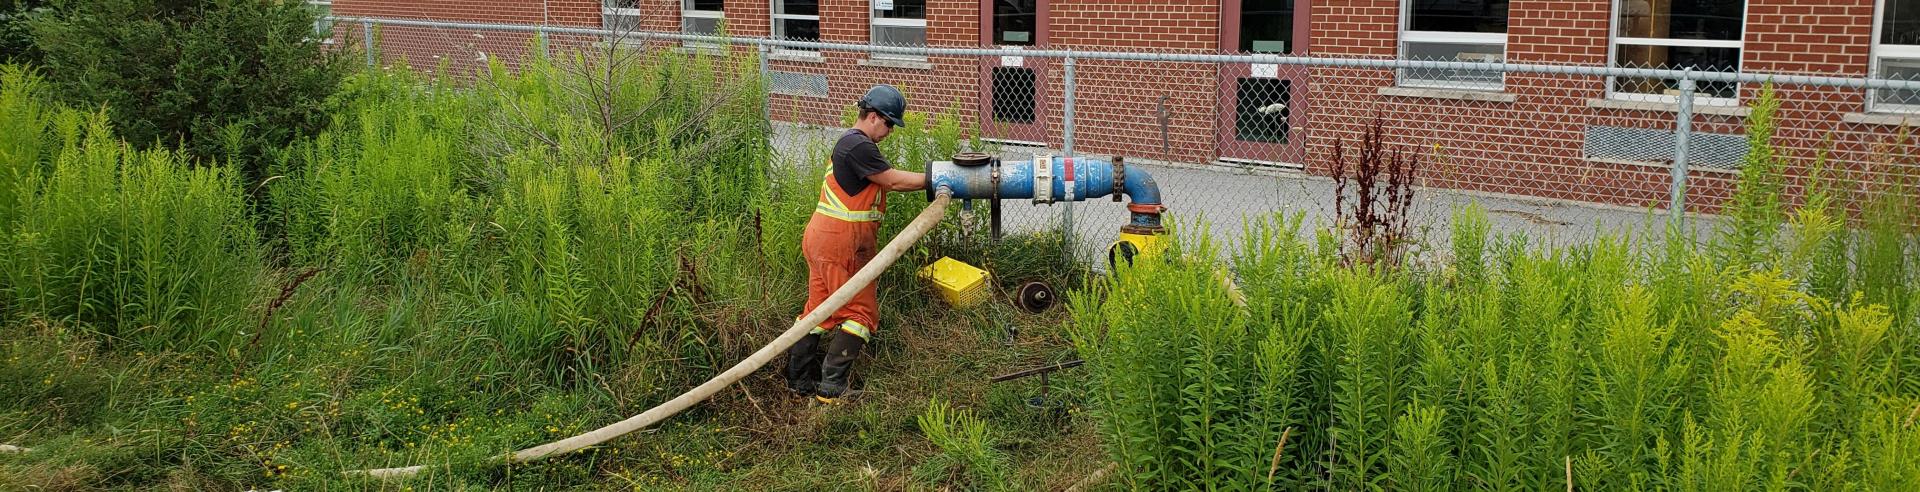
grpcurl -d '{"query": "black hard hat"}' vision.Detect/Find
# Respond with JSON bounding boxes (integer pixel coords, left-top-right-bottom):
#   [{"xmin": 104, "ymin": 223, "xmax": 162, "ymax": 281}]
[{"xmin": 857, "ymin": 84, "xmax": 908, "ymax": 128}]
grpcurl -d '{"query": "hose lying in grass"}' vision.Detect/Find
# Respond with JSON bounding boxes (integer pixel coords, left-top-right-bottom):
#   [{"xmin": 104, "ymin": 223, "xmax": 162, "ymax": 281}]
[
  {"xmin": 1064, "ymin": 462, "xmax": 1118, "ymax": 492},
  {"xmin": 346, "ymin": 193, "xmax": 956, "ymax": 479},
  {"xmin": 0, "ymin": 444, "xmax": 28, "ymax": 453}
]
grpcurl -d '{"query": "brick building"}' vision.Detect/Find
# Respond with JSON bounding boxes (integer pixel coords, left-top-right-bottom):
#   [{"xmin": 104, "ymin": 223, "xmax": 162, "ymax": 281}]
[{"xmin": 324, "ymin": 0, "xmax": 1920, "ymax": 213}]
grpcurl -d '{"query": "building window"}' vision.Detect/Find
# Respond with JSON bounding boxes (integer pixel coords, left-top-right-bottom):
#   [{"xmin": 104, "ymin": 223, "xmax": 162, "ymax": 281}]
[
  {"xmin": 682, "ymin": 0, "xmax": 725, "ymax": 40},
  {"xmin": 307, "ymin": 0, "xmax": 333, "ymax": 42},
  {"xmin": 993, "ymin": 0, "xmax": 1036, "ymax": 46},
  {"xmin": 601, "ymin": 1, "xmax": 724, "ymax": 46},
  {"xmin": 1236, "ymin": 78, "xmax": 1292, "ymax": 143},
  {"xmin": 872, "ymin": 0, "xmax": 927, "ymax": 59},
  {"xmin": 1610, "ymin": 0, "xmax": 1745, "ymax": 103},
  {"xmin": 1874, "ymin": 0, "xmax": 1920, "ymax": 112},
  {"xmin": 1240, "ymin": 0, "xmax": 1294, "ymax": 54},
  {"xmin": 991, "ymin": 67, "xmax": 1037, "ymax": 123},
  {"xmin": 601, "ymin": 1, "xmax": 639, "ymax": 33},
  {"xmin": 1399, "ymin": 0, "xmax": 1507, "ymax": 89},
  {"xmin": 773, "ymin": 0, "xmax": 820, "ymax": 53}
]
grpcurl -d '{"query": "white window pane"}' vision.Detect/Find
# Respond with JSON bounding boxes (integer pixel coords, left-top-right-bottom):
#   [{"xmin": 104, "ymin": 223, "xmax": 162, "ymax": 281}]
[
  {"xmin": 1410, "ymin": 0, "xmax": 1507, "ymax": 33},
  {"xmin": 873, "ymin": 25, "xmax": 926, "ymax": 47},
  {"xmin": 1401, "ymin": 42, "xmax": 1504, "ymax": 87},
  {"xmin": 684, "ymin": 16, "xmax": 721, "ymax": 35},
  {"xmin": 604, "ymin": 0, "xmax": 637, "ymax": 8},
  {"xmin": 685, "ymin": 0, "xmax": 723, "ymax": 11},
  {"xmin": 604, "ymin": 13, "xmax": 640, "ymax": 32},
  {"xmin": 1875, "ymin": 58, "xmax": 1920, "ymax": 107},
  {"xmin": 1616, "ymin": 0, "xmax": 1743, "ymax": 41}
]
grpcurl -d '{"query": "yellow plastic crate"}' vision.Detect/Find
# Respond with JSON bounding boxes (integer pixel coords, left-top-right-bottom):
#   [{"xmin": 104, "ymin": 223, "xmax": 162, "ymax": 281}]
[{"xmin": 918, "ymin": 256, "xmax": 991, "ymax": 309}]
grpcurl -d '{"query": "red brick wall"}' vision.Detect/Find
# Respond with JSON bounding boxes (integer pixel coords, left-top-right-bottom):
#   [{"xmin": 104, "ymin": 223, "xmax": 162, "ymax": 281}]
[
  {"xmin": 340, "ymin": 0, "xmax": 1920, "ymax": 214},
  {"xmin": 337, "ymin": 0, "xmax": 605, "ymax": 74},
  {"xmin": 764, "ymin": 0, "xmax": 984, "ymax": 141},
  {"xmin": 336, "ymin": 0, "xmax": 547, "ymax": 24},
  {"xmin": 1049, "ymin": 1, "xmax": 1221, "ymax": 162},
  {"xmin": 1740, "ymin": 0, "xmax": 1909, "ymax": 216},
  {"xmin": 1304, "ymin": 0, "xmax": 1913, "ymax": 214}
]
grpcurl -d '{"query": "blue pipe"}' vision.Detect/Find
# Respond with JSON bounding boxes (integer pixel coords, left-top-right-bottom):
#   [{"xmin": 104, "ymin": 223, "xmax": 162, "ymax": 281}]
[{"xmin": 927, "ymin": 156, "xmax": 1164, "ymax": 229}]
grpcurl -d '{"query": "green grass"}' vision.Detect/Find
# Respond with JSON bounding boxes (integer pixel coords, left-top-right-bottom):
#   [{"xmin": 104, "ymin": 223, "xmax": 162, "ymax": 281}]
[
  {"xmin": 1, "ymin": 44, "xmax": 1099, "ymax": 490},
  {"xmin": 5, "ymin": 46, "xmax": 1919, "ymax": 492}
]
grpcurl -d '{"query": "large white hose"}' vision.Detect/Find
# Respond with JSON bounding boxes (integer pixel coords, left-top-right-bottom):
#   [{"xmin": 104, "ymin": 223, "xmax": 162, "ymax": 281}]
[
  {"xmin": 348, "ymin": 193, "xmax": 954, "ymax": 479},
  {"xmin": 0, "ymin": 444, "xmax": 28, "ymax": 453}
]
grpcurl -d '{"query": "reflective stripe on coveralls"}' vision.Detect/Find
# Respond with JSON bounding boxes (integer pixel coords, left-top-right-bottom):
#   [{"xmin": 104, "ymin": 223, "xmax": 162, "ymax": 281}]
[
  {"xmin": 806, "ymin": 319, "xmax": 873, "ymax": 341},
  {"xmin": 815, "ymin": 171, "xmax": 884, "ymax": 222}
]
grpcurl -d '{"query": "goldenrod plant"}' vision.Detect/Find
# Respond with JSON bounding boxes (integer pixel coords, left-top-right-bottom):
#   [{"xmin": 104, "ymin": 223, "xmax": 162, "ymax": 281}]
[
  {"xmin": 914, "ymin": 397, "xmax": 1011, "ymax": 491},
  {"xmin": 1064, "ymin": 91, "xmax": 1920, "ymax": 488}
]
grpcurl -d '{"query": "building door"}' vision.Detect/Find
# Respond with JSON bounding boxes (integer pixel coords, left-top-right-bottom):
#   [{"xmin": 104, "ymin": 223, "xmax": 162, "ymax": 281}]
[
  {"xmin": 1218, "ymin": 0, "xmax": 1309, "ymax": 169},
  {"xmin": 979, "ymin": 0, "xmax": 1049, "ymax": 145}
]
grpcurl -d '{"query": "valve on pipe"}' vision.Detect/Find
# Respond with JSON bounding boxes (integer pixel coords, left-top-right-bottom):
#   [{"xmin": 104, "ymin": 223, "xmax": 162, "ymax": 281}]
[{"xmin": 925, "ymin": 152, "xmax": 1167, "ymax": 269}]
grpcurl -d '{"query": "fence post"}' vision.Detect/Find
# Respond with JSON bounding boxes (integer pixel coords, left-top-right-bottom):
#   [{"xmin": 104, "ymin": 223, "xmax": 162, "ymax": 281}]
[
  {"xmin": 759, "ymin": 44, "xmax": 772, "ymax": 124},
  {"xmin": 361, "ymin": 19, "xmax": 375, "ymax": 67},
  {"xmin": 1062, "ymin": 53, "xmax": 1078, "ymax": 258},
  {"xmin": 537, "ymin": 29, "xmax": 549, "ymax": 59},
  {"xmin": 1671, "ymin": 73, "xmax": 1695, "ymax": 223}
]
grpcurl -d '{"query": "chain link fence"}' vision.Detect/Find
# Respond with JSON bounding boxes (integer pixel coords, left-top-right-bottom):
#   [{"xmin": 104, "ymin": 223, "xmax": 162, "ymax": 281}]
[{"xmin": 326, "ymin": 15, "xmax": 1920, "ymax": 264}]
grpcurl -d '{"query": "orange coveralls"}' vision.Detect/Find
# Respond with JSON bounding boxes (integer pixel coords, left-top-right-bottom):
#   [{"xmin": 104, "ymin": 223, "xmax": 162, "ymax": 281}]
[{"xmin": 799, "ymin": 170, "xmax": 887, "ymax": 340}]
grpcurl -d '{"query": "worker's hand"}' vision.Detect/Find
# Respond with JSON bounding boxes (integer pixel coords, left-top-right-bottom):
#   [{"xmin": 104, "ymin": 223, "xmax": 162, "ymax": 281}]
[{"xmin": 869, "ymin": 169, "xmax": 927, "ymax": 192}]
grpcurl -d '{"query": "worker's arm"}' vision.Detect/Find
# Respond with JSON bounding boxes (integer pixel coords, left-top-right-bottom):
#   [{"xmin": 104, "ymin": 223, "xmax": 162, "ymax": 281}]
[{"xmin": 868, "ymin": 168, "xmax": 927, "ymax": 192}]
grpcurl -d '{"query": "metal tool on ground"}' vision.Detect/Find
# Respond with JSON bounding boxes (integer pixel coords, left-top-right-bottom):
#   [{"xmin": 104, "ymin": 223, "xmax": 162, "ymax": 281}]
[{"xmin": 990, "ymin": 359, "xmax": 1086, "ymax": 409}]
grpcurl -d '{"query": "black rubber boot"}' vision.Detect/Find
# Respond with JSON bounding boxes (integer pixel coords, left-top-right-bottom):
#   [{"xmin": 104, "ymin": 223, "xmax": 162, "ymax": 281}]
[
  {"xmin": 815, "ymin": 330, "xmax": 866, "ymax": 402},
  {"xmin": 784, "ymin": 333, "xmax": 822, "ymax": 395}
]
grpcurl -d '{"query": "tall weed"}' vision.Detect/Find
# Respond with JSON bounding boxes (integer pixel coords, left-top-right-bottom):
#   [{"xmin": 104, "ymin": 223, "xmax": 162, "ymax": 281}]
[
  {"xmin": 1, "ymin": 68, "xmax": 260, "ymax": 348},
  {"xmin": 914, "ymin": 397, "xmax": 1011, "ymax": 491},
  {"xmin": 1069, "ymin": 217, "xmax": 1309, "ymax": 490},
  {"xmin": 1071, "ymin": 200, "xmax": 1920, "ymax": 489}
]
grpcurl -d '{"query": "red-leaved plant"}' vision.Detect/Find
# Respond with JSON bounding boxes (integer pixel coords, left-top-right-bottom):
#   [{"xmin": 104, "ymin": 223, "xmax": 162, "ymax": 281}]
[{"xmin": 1328, "ymin": 117, "xmax": 1420, "ymax": 267}]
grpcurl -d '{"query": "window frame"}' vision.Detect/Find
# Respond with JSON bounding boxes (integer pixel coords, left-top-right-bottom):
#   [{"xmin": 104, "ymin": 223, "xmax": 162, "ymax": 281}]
[
  {"xmin": 772, "ymin": 0, "xmax": 822, "ymax": 56},
  {"xmin": 600, "ymin": 2, "xmax": 642, "ymax": 41},
  {"xmin": 1396, "ymin": 0, "xmax": 1508, "ymax": 90},
  {"xmin": 1605, "ymin": 0, "xmax": 1750, "ymax": 106},
  {"xmin": 598, "ymin": 1, "xmax": 726, "ymax": 48},
  {"xmin": 307, "ymin": 0, "xmax": 334, "ymax": 44},
  {"xmin": 870, "ymin": 0, "xmax": 929, "ymax": 61},
  {"xmin": 1871, "ymin": 0, "xmax": 1920, "ymax": 113},
  {"xmin": 681, "ymin": 0, "xmax": 726, "ymax": 49}
]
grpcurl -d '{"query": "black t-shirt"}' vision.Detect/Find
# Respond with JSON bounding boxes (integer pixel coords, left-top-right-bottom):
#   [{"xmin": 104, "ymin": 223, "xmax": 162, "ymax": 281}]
[{"xmin": 831, "ymin": 128, "xmax": 892, "ymax": 196}]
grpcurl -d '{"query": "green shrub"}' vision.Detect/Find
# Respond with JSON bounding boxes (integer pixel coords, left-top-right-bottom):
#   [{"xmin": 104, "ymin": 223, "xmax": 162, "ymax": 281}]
[
  {"xmin": 1, "ymin": 63, "xmax": 53, "ymax": 229},
  {"xmin": 29, "ymin": 0, "xmax": 349, "ymax": 180},
  {"xmin": 0, "ymin": 65, "xmax": 261, "ymax": 349},
  {"xmin": 262, "ymin": 45, "xmax": 780, "ymax": 384},
  {"xmin": 0, "ymin": 1, "xmax": 46, "ymax": 64}
]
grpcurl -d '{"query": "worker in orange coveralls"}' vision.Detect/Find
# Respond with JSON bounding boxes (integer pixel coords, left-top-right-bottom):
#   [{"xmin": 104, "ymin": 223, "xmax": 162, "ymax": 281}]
[{"xmin": 785, "ymin": 85, "xmax": 926, "ymax": 404}]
